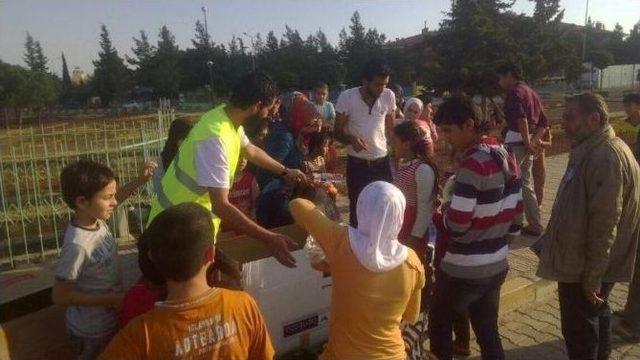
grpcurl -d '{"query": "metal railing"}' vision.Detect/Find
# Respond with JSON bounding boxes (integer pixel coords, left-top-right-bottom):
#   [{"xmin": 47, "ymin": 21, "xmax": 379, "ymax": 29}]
[{"xmin": 0, "ymin": 99, "xmax": 175, "ymax": 268}]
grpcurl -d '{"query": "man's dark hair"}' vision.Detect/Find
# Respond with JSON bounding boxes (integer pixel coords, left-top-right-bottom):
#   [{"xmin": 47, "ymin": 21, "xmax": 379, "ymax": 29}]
[
  {"xmin": 434, "ymin": 96, "xmax": 488, "ymax": 133},
  {"xmin": 390, "ymin": 84, "xmax": 404, "ymax": 98},
  {"xmin": 143, "ymin": 203, "xmax": 214, "ymax": 282},
  {"xmin": 60, "ymin": 160, "xmax": 116, "ymax": 209},
  {"xmin": 230, "ymin": 71, "xmax": 279, "ymax": 110},
  {"xmin": 314, "ymin": 82, "xmax": 329, "ymax": 91},
  {"xmin": 497, "ymin": 62, "xmax": 524, "ymax": 81},
  {"xmin": 623, "ymin": 93, "xmax": 640, "ymax": 105},
  {"xmin": 362, "ymin": 58, "xmax": 391, "ymax": 81},
  {"xmin": 566, "ymin": 93, "xmax": 609, "ymax": 124}
]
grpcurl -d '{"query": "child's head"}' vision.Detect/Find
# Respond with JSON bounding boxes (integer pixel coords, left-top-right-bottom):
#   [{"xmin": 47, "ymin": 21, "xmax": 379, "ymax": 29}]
[
  {"xmin": 308, "ymin": 131, "xmax": 331, "ymax": 158},
  {"xmin": 623, "ymin": 93, "xmax": 640, "ymax": 117},
  {"xmin": 144, "ymin": 202, "xmax": 215, "ymax": 283},
  {"xmin": 434, "ymin": 96, "xmax": 486, "ymax": 152},
  {"xmin": 137, "ymin": 231, "xmax": 165, "ymax": 286},
  {"xmin": 60, "ymin": 160, "xmax": 117, "ymax": 220},
  {"xmin": 314, "ymin": 83, "xmax": 329, "ymax": 105},
  {"xmin": 161, "ymin": 117, "xmax": 193, "ymax": 169},
  {"xmin": 403, "ymin": 97, "xmax": 424, "ymax": 122},
  {"xmin": 393, "ymin": 120, "xmax": 431, "ymax": 160}
]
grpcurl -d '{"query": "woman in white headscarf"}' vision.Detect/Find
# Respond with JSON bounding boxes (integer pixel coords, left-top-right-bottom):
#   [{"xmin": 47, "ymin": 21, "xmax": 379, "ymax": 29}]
[
  {"xmin": 404, "ymin": 97, "xmax": 424, "ymax": 123},
  {"xmin": 290, "ymin": 181, "xmax": 426, "ymax": 360}
]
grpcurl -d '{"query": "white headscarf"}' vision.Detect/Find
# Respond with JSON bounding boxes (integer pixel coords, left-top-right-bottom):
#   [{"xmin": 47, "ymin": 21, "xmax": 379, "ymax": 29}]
[
  {"xmin": 348, "ymin": 181, "xmax": 409, "ymax": 272},
  {"xmin": 403, "ymin": 97, "xmax": 424, "ymax": 121}
]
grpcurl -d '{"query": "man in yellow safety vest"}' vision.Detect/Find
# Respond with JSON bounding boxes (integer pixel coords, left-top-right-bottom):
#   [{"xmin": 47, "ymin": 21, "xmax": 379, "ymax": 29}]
[{"xmin": 149, "ymin": 72, "xmax": 306, "ymax": 267}]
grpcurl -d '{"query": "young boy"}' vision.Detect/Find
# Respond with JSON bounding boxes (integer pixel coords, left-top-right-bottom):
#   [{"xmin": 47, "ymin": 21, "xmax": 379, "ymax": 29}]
[
  {"xmin": 52, "ymin": 159, "xmax": 156, "ymax": 359},
  {"xmin": 312, "ymin": 82, "xmax": 336, "ymax": 132},
  {"xmin": 99, "ymin": 202, "xmax": 275, "ymax": 360}
]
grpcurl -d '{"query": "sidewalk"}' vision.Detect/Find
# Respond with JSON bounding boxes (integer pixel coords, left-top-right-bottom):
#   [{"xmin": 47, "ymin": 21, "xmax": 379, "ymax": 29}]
[{"xmin": 469, "ymin": 283, "xmax": 639, "ymax": 359}]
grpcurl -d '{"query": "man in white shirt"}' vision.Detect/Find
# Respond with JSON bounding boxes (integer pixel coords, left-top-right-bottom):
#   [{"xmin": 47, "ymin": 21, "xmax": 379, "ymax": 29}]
[{"xmin": 335, "ymin": 59, "xmax": 396, "ymax": 226}]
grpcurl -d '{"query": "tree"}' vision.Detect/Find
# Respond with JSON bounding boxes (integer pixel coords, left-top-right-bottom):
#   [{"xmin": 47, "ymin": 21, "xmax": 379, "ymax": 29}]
[
  {"xmin": 151, "ymin": 25, "xmax": 181, "ymax": 99},
  {"xmin": 265, "ymin": 31, "xmax": 279, "ymax": 52},
  {"xmin": 24, "ymin": 33, "xmax": 48, "ymax": 73},
  {"xmin": 92, "ymin": 24, "xmax": 131, "ymax": 106},
  {"xmin": 127, "ymin": 30, "xmax": 156, "ymax": 88},
  {"xmin": 340, "ymin": 11, "xmax": 386, "ymax": 85},
  {"xmin": 61, "ymin": 52, "xmax": 71, "ymax": 87},
  {"xmin": 425, "ymin": 0, "xmax": 517, "ymax": 97}
]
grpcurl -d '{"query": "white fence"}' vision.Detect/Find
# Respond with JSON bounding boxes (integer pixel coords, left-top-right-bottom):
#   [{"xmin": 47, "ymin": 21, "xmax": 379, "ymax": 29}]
[{"xmin": 0, "ymin": 99, "xmax": 175, "ymax": 268}]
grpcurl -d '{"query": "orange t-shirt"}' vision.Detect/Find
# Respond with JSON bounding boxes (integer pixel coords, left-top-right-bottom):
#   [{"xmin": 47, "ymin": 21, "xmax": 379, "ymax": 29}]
[{"xmin": 99, "ymin": 288, "xmax": 275, "ymax": 360}]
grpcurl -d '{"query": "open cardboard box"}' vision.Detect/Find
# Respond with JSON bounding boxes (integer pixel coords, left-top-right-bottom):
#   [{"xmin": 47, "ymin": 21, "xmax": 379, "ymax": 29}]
[{"xmin": 217, "ymin": 225, "xmax": 332, "ymax": 355}]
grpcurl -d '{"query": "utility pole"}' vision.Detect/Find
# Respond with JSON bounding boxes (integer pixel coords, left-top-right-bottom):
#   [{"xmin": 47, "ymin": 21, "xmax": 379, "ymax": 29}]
[
  {"xmin": 201, "ymin": 6, "xmax": 210, "ymax": 44},
  {"xmin": 581, "ymin": 0, "xmax": 590, "ymax": 91}
]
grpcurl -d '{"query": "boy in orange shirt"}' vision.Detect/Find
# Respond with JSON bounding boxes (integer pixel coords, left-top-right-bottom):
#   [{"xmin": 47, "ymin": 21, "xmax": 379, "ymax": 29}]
[{"xmin": 100, "ymin": 203, "xmax": 274, "ymax": 360}]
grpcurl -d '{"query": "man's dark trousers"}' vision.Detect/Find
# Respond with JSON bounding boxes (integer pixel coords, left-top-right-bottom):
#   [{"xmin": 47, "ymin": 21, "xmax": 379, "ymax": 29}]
[{"xmin": 346, "ymin": 155, "xmax": 393, "ymax": 227}]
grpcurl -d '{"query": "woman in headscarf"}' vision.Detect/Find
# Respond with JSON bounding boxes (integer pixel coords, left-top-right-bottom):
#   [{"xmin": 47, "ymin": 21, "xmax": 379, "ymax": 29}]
[{"xmin": 289, "ymin": 181, "xmax": 426, "ymax": 360}]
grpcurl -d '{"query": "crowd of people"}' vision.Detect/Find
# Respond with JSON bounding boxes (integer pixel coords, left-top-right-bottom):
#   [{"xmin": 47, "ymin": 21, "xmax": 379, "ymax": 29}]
[{"xmin": 49, "ymin": 58, "xmax": 640, "ymax": 360}]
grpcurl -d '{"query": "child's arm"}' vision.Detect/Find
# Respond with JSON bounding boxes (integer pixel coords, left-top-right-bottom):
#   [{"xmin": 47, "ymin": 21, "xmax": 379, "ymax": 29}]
[
  {"xmin": 52, "ymin": 280, "xmax": 123, "ymax": 309},
  {"xmin": 115, "ymin": 161, "xmax": 157, "ymax": 204}
]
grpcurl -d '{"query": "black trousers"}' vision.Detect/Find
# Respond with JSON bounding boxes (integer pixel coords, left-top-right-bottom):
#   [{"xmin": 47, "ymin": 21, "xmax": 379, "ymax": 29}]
[
  {"xmin": 346, "ymin": 155, "xmax": 393, "ymax": 227},
  {"xmin": 558, "ymin": 282, "xmax": 615, "ymax": 360},
  {"xmin": 429, "ymin": 271, "xmax": 507, "ymax": 360}
]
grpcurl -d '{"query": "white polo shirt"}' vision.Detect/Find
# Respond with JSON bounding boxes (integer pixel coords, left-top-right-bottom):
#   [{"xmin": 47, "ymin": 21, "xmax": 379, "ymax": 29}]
[{"xmin": 336, "ymin": 87, "xmax": 396, "ymax": 160}]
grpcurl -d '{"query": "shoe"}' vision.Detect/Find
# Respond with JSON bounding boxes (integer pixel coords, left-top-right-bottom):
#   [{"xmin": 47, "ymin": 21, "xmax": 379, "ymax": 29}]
[
  {"xmin": 521, "ymin": 226, "xmax": 543, "ymax": 237},
  {"xmin": 613, "ymin": 321, "xmax": 640, "ymax": 343}
]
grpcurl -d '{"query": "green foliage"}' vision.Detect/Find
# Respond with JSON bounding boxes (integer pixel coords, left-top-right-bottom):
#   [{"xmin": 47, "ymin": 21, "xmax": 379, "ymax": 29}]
[
  {"xmin": 23, "ymin": 33, "xmax": 48, "ymax": 73},
  {"xmin": 92, "ymin": 25, "xmax": 131, "ymax": 106}
]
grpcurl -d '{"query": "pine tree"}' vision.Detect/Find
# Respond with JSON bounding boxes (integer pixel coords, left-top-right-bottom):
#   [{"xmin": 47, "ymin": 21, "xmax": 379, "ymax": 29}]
[
  {"xmin": 92, "ymin": 24, "xmax": 131, "ymax": 106},
  {"xmin": 61, "ymin": 52, "xmax": 71, "ymax": 87},
  {"xmin": 128, "ymin": 30, "xmax": 156, "ymax": 88},
  {"xmin": 24, "ymin": 33, "xmax": 48, "ymax": 73},
  {"xmin": 151, "ymin": 25, "xmax": 181, "ymax": 99},
  {"xmin": 192, "ymin": 20, "xmax": 211, "ymax": 50}
]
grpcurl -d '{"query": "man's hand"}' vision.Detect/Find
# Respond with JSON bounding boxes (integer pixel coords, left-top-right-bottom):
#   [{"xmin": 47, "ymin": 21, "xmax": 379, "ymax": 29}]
[
  {"xmin": 139, "ymin": 161, "xmax": 158, "ymax": 183},
  {"xmin": 350, "ymin": 136, "xmax": 368, "ymax": 152},
  {"xmin": 265, "ymin": 233, "xmax": 297, "ymax": 268},
  {"xmin": 584, "ymin": 288, "xmax": 605, "ymax": 306},
  {"xmin": 283, "ymin": 168, "xmax": 307, "ymax": 184}
]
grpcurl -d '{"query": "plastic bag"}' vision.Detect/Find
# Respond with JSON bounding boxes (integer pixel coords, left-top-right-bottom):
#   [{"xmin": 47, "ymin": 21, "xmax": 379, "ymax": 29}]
[{"xmin": 304, "ymin": 235, "xmax": 327, "ymax": 265}]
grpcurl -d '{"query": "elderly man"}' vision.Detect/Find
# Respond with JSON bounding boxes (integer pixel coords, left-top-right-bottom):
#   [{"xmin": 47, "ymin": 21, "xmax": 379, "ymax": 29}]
[{"xmin": 537, "ymin": 93, "xmax": 640, "ymax": 360}]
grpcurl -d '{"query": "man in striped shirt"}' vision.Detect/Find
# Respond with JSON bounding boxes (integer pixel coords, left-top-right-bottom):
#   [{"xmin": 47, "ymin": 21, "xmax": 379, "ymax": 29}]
[{"xmin": 429, "ymin": 96, "xmax": 523, "ymax": 360}]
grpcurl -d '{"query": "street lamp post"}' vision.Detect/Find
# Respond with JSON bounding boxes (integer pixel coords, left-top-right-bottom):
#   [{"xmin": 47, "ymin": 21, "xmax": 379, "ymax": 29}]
[
  {"xmin": 581, "ymin": 0, "xmax": 590, "ymax": 91},
  {"xmin": 201, "ymin": 6, "xmax": 209, "ymax": 43},
  {"xmin": 207, "ymin": 60, "xmax": 215, "ymax": 105}
]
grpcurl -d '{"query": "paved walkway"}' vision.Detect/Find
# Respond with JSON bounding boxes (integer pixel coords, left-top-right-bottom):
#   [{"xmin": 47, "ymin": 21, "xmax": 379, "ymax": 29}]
[
  {"xmin": 468, "ymin": 283, "xmax": 639, "ymax": 359},
  {"xmin": 506, "ymin": 153, "xmax": 568, "ymax": 283}
]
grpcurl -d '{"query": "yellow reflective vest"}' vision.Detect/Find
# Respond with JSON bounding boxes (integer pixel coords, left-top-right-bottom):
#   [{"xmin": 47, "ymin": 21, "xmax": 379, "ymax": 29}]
[{"xmin": 147, "ymin": 104, "xmax": 243, "ymax": 238}]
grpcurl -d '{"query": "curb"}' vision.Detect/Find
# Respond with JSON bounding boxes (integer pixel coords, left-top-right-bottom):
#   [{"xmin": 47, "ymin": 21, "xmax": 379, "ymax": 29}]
[{"xmin": 499, "ymin": 276, "xmax": 556, "ymax": 316}]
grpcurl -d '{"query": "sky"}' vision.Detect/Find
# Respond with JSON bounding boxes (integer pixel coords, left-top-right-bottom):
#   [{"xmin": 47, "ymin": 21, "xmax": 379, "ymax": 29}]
[{"xmin": 1, "ymin": 0, "xmax": 638, "ymax": 76}]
